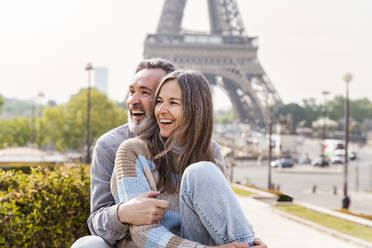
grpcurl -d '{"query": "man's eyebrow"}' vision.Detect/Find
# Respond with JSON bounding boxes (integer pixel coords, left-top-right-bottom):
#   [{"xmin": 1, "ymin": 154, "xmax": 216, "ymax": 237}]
[{"xmin": 139, "ymin": 86, "xmax": 153, "ymax": 92}]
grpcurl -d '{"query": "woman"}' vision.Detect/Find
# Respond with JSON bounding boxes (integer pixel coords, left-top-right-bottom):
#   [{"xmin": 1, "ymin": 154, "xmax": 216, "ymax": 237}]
[{"xmin": 111, "ymin": 70, "xmax": 256, "ymax": 247}]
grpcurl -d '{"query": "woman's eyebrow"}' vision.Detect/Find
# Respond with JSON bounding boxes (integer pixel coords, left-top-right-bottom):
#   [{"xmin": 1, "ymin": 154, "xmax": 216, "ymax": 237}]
[{"xmin": 170, "ymin": 97, "xmax": 182, "ymax": 101}]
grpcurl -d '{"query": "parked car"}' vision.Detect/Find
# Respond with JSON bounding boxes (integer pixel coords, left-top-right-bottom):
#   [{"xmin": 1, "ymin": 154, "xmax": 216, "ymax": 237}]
[
  {"xmin": 331, "ymin": 149, "xmax": 345, "ymax": 165},
  {"xmin": 331, "ymin": 154, "xmax": 344, "ymax": 165},
  {"xmin": 271, "ymin": 157, "xmax": 294, "ymax": 168},
  {"xmin": 313, "ymin": 157, "xmax": 330, "ymax": 167},
  {"xmin": 350, "ymin": 151, "xmax": 357, "ymax": 160},
  {"xmin": 332, "ymin": 150, "xmax": 357, "ymax": 163}
]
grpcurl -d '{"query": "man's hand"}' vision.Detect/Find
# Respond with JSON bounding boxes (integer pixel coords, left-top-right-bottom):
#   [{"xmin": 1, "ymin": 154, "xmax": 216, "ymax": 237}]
[
  {"xmin": 117, "ymin": 191, "xmax": 169, "ymax": 225},
  {"xmin": 252, "ymin": 237, "xmax": 267, "ymax": 248}
]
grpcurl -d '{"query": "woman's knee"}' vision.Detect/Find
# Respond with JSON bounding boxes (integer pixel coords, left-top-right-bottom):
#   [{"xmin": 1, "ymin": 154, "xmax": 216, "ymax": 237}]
[
  {"xmin": 181, "ymin": 161, "xmax": 226, "ymax": 191},
  {"xmin": 183, "ymin": 161, "xmax": 222, "ymax": 180}
]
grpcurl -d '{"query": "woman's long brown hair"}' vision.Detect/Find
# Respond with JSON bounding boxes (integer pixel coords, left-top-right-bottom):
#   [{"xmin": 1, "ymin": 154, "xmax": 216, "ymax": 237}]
[{"xmin": 140, "ymin": 70, "xmax": 216, "ymax": 193}]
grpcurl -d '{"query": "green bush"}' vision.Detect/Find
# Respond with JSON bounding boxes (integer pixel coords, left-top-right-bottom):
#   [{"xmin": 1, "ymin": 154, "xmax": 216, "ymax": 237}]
[
  {"xmin": 0, "ymin": 165, "xmax": 31, "ymax": 174},
  {"xmin": 0, "ymin": 165, "xmax": 90, "ymax": 248}
]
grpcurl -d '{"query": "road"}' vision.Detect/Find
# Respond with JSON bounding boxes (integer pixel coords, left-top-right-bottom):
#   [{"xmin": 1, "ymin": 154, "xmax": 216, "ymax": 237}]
[{"xmin": 231, "ymin": 139, "xmax": 372, "ymax": 215}]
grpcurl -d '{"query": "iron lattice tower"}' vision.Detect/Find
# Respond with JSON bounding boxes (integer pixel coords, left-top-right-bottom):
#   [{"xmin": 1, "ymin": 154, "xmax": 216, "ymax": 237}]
[{"xmin": 144, "ymin": 0, "xmax": 282, "ymax": 125}]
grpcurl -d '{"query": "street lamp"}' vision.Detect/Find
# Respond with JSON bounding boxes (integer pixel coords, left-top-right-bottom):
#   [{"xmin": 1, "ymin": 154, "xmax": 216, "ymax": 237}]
[
  {"xmin": 36, "ymin": 91, "xmax": 45, "ymax": 147},
  {"xmin": 85, "ymin": 62, "xmax": 94, "ymax": 163},
  {"xmin": 321, "ymin": 90, "xmax": 330, "ymax": 166},
  {"xmin": 31, "ymin": 100, "xmax": 36, "ymax": 144},
  {"xmin": 30, "ymin": 91, "xmax": 45, "ymax": 146},
  {"xmin": 267, "ymin": 97, "xmax": 275, "ymax": 190},
  {"xmin": 342, "ymin": 73, "xmax": 352, "ymax": 209}
]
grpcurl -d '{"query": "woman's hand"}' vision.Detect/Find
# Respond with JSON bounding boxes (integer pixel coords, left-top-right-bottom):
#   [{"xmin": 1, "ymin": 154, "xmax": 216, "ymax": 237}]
[
  {"xmin": 205, "ymin": 238, "xmax": 267, "ymax": 248},
  {"xmin": 252, "ymin": 237, "xmax": 267, "ymax": 248},
  {"xmin": 205, "ymin": 241, "xmax": 251, "ymax": 248},
  {"xmin": 117, "ymin": 191, "xmax": 169, "ymax": 225}
]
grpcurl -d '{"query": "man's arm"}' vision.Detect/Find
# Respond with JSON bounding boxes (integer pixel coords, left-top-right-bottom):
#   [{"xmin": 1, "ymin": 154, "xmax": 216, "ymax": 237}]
[{"xmin": 88, "ymin": 140, "xmax": 130, "ymax": 245}]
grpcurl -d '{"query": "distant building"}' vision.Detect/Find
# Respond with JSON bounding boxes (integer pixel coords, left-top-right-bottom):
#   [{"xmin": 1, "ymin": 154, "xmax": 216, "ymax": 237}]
[{"xmin": 94, "ymin": 67, "xmax": 108, "ymax": 95}]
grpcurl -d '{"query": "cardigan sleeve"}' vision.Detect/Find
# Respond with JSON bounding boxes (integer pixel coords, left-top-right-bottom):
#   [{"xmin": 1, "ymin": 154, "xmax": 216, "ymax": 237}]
[{"xmin": 113, "ymin": 139, "xmax": 204, "ymax": 248}]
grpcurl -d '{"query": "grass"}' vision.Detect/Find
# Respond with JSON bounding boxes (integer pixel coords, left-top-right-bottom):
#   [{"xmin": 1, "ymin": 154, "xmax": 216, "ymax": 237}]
[
  {"xmin": 275, "ymin": 204, "xmax": 372, "ymax": 242},
  {"xmin": 231, "ymin": 185, "xmax": 254, "ymax": 196}
]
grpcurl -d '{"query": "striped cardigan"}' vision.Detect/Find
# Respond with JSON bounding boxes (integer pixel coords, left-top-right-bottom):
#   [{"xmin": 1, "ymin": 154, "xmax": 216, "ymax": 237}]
[{"xmin": 110, "ymin": 137, "xmax": 228, "ymax": 248}]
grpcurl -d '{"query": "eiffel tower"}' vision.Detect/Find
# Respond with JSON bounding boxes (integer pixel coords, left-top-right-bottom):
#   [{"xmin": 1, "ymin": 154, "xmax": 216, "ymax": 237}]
[{"xmin": 144, "ymin": 0, "xmax": 282, "ymax": 126}]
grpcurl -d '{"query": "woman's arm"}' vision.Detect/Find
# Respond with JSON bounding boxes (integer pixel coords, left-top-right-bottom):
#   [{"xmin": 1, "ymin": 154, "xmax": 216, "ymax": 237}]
[{"xmin": 113, "ymin": 139, "xmax": 203, "ymax": 248}]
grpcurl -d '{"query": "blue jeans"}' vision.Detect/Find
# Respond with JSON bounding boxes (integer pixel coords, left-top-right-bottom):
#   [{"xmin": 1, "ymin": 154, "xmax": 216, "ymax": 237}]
[{"xmin": 180, "ymin": 162, "xmax": 255, "ymax": 246}]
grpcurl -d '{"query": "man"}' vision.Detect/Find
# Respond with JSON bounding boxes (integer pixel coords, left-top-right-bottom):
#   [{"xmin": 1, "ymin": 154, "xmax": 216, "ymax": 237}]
[{"xmin": 72, "ymin": 58, "xmax": 266, "ymax": 248}]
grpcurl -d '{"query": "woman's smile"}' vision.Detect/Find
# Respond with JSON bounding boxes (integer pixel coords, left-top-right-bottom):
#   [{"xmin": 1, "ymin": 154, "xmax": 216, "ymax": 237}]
[{"xmin": 155, "ymin": 79, "xmax": 183, "ymax": 138}]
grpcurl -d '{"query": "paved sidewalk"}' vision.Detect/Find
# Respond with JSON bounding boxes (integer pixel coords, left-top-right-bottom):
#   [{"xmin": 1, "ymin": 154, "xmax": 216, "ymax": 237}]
[{"xmin": 237, "ymin": 196, "xmax": 368, "ymax": 248}]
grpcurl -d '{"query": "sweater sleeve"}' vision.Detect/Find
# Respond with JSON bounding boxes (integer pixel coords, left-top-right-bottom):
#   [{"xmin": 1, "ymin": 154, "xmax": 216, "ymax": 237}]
[
  {"xmin": 113, "ymin": 139, "xmax": 204, "ymax": 248},
  {"xmin": 88, "ymin": 138, "xmax": 129, "ymax": 244},
  {"xmin": 211, "ymin": 139, "xmax": 230, "ymax": 181}
]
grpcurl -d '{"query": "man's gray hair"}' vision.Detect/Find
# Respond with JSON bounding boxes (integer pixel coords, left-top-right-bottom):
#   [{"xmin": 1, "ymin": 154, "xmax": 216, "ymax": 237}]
[{"xmin": 135, "ymin": 58, "xmax": 176, "ymax": 75}]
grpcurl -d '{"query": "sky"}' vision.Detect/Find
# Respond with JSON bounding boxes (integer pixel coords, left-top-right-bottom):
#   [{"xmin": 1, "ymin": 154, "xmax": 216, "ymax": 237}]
[{"xmin": 0, "ymin": 0, "xmax": 371, "ymax": 110}]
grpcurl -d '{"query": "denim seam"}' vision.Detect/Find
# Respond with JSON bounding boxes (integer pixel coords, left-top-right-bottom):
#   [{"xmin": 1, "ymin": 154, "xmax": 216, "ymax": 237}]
[{"xmin": 193, "ymin": 200, "xmax": 228, "ymax": 243}]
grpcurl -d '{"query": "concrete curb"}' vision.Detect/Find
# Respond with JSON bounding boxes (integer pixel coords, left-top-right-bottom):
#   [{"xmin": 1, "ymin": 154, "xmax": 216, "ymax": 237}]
[
  {"xmin": 272, "ymin": 208, "xmax": 372, "ymax": 248},
  {"xmin": 233, "ymin": 183, "xmax": 372, "ymax": 228},
  {"xmin": 232, "ymin": 183, "xmax": 278, "ymax": 199},
  {"xmin": 233, "ymin": 183, "xmax": 372, "ymax": 247}
]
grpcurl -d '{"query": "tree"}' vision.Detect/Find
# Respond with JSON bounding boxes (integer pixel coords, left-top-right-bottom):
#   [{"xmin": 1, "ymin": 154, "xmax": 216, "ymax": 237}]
[
  {"xmin": 39, "ymin": 105, "xmax": 66, "ymax": 149},
  {"xmin": 327, "ymin": 96, "xmax": 372, "ymax": 130},
  {"xmin": 42, "ymin": 88, "xmax": 127, "ymax": 151},
  {"xmin": 301, "ymin": 98, "xmax": 322, "ymax": 127},
  {"xmin": 47, "ymin": 99, "xmax": 57, "ymax": 107},
  {"xmin": 0, "ymin": 95, "xmax": 3, "ymax": 109},
  {"xmin": 276, "ymin": 103, "xmax": 306, "ymax": 129},
  {"xmin": 0, "ymin": 117, "xmax": 32, "ymax": 148},
  {"xmin": 327, "ymin": 96, "xmax": 345, "ymax": 122},
  {"xmin": 0, "ymin": 97, "xmax": 33, "ymax": 117},
  {"xmin": 350, "ymin": 97, "xmax": 372, "ymax": 123}
]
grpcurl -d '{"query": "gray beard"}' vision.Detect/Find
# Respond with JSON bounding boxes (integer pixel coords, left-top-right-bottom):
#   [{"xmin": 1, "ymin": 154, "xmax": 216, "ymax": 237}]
[{"xmin": 128, "ymin": 111, "xmax": 152, "ymax": 135}]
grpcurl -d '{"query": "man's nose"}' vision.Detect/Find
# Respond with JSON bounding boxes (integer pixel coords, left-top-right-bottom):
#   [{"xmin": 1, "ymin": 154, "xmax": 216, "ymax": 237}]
[{"xmin": 128, "ymin": 93, "xmax": 140, "ymax": 105}]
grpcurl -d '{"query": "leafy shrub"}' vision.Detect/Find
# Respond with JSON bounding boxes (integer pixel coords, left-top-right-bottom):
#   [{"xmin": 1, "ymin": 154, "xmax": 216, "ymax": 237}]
[
  {"xmin": 0, "ymin": 162, "xmax": 62, "ymax": 174},
  {"xmin": 0, "ymin": 165, "xmax": 90, "ymax": 248},
  {"xmin": 0, "ymin": 165, "xmax": 31, "ymax": 174}
]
